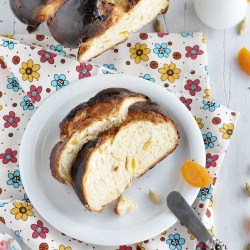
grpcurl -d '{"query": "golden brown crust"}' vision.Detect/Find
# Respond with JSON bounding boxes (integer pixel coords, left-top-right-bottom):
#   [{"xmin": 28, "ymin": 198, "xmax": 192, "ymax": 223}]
[
  {"xmin": 71, "ymin": 139, "xmax": 103, "ymax": 211},
  {"xmin": 36, "ymin": 0, "xmax": 65, "ymax": 23},
  {"xmin": 114, "ymin": 196, "xmax": 123, "ymax": 215},
  {"xmin": 114, "ymin": 206, "xmax": 119, "ymax": 215},
  {"xmin": 127, "ymin": 101, "xmax": 172, "ymax": 124},
  {"xmin": 50, "ymin": 141, "xmax": 66, "ymax": 184},
  {"xmin": 160, "ymin": 3, "xmax": 169, "ymax": 14},
  {"xmin": 60, "ymin": 88, "xmax": 148, "ymax": 139}
]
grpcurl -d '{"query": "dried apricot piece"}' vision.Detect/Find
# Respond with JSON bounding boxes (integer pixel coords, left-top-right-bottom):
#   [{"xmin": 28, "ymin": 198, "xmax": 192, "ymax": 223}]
[
  {"xmin": 181, "ymin": 160, "xmax": 213, "ymax": 188},
  {"xmin": 238, "ymin": 47, "xmax": 250, "ymax": 76}
]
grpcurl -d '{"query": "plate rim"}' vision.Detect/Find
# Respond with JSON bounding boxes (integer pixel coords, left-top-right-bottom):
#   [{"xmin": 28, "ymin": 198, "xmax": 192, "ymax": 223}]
[{"xmin": 19, "ymin": 74, "xmax": 206, "ymax": 246}]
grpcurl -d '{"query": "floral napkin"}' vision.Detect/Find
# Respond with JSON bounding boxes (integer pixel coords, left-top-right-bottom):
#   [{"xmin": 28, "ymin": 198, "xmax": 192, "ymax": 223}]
[{"xmin": 0, "ymin": 33, "xmax": 238, "ymax": 250}]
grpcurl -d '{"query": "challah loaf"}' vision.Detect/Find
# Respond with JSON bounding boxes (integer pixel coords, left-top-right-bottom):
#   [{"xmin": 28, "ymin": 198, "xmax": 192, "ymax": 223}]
[{"xmin": 9, "ymin": 0, "xmax": 169, "ymax": 62}]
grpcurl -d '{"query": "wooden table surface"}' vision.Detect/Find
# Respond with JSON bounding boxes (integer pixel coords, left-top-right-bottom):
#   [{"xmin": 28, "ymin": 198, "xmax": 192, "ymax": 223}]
[{"xmin": 0, "ymin": 0, "xmax": 249, "ymax": 249}]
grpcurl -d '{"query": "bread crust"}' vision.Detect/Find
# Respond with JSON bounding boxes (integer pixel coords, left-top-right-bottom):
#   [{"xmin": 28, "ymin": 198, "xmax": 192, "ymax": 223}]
[
  {"xmin": 50, "ymin": 141, "xmax": 65, "ymax": 183},
  {"xmin": 114, "ymin": 199, "xmax": 121, "ymax": 215},
  {"xmin": 71, "ymin": 101, "xmax": 179, "ymax": 211},
  {"xmin": 60, "ymin": 88, "xmax": 149, "ymax": 139},
  {"xmin": 71, "ymin": 139, "xmax": 102, "ymax": 211}
]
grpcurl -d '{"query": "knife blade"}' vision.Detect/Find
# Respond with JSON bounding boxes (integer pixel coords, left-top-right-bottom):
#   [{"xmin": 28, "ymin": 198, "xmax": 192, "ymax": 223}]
[{"xmin": 167, "ymin": 191, "xmax": 212, "ymax": 244}]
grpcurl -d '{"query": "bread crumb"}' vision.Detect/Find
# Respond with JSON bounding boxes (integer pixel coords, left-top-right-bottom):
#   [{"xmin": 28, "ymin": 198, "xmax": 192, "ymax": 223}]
[{"xmin": 114, "ymin": 196, "xmax": 137, "ymax": 215}]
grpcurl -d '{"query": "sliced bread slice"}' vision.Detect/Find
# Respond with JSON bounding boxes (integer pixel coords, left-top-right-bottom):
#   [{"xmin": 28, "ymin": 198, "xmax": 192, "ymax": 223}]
[
  {"xmin": 50, "ymin": 88, "xmax": 148, "ymax": 184},
  {"xmin": 71, "ymin": 101, "xmax": 179, "ymax": 212}
]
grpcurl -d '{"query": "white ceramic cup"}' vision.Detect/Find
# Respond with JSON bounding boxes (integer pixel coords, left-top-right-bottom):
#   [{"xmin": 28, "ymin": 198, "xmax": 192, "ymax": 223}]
[{"xmin": 194, "ymin": 0, "xmax": 247, "ymax": 30}]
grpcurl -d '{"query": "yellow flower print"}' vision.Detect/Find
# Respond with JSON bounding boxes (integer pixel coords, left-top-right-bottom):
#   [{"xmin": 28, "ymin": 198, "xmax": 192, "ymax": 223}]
[
  {"xmin": 208, "ymin": 198, "xmax": 213, "ymax": 207},
  {"xmin": 136, "ymin": 242, "xmax": 145, "ymax": 250},
  {"xmin": 10, "ymin": 202, "xmax": 34, "ymax": 221},
  {"xmin": 158, "ymin": 63, "xmax": 181, "ymax": 83},
  {"xmin": 161, "ymin": 230, "xmax": 167, "ymax": 235},
  {"xmin": 209, "ymin": 226, "xmax": 215, "ymax": 236},
  {"xmin": 130, "ymin": 43, "xmax": 151, "ymax": 64},
  {"xmin": 0, "ymin": 34, "xmax": 14, "ymax": 39},
  {"xmin": 202, "ymin": 34, "xmax": 206, "ymax": 44},
  {"xmin": 194, "ymin": 116, "xmax": 204, "ymax": 129},
  {"xmin": 19, "ymin": 59, "xmax": 40, "ymax": 82},
  {"xmin": 59, "ymin": 245, "xmax": 72, "ymax": 250},
  {"xmin": 203, "ymin": 88, "xmax": 210, "ymax": 99},
  {"xmin": 187, "ymin": 230, "xmax": 195, "ymax": 240},
  {"xmin": 219, "ymin": 123, "xmax": 234, "ymax": 139}
]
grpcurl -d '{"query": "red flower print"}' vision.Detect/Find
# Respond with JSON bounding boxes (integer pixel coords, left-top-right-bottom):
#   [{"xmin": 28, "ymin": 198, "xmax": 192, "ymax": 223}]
[
  {"xmin": 196, "ymin": 242, "xmax": 206, "ymax": 250},
  {"xmin": 173, "ymin": 52, "xmax": 181, "ymax": 60},
  {"xmin": 36, "ymin": 35, "xmax": 45, "ymax": 41},
  {"xmin": 0, "ymin": 57, "xmax": 6, "ymax": 69},
  {"xmin": 0, "ymin": 240, "xmax": 8, "ymax": 250},
  {"xmin": 39, "ymin": 242, "xmax": 49, "ymax": 250},
  {"xmin": 184, "ymin": 79, "xmax": 201, "ymax": 96},
  {"xmin": 38, "ymin": 50, "xmax": 57, "ymax": 64},
  {"xmin": 212, "ymin": 117, "xmax": 221, "ymax": 125},
  {"xmin": 12, "ymin": 55, "xmax": 20, "ymax": 65},
  {"xmin": 3, "ymin": 111, "xmax": 20, "ymax": 128},
  {"xmin": 0, "ymin": 217, "xmax": 5, "ymax": 224},
  {"xmin": 76, "ymin": 63, "xmax": 93, "ymax": 79},
  {"xmin": 27, "ymin": 85, "xmax": 42, "ymax": 103},
  {"xmin": 139, "ymin": 33, "xmax": 148, "ymax": 40},
  {"xmin": 157, "ymin": 32, "xmax": 169, "ymax": 38},
  {"xmin": 0, "ymin": 148, "xmax": 17, "ymax": 164},
  {"xmin": 149, "ymin": 61, "xmax": 158, "ymax": 69},
  {"xmin": 206, "ymin": 153, "xmax": 219, "ymax": 168},
  {"xmin": 206, "ymin": 208, "xmax": 211, "ymax": 217},
  {"xmin": 31, "ymin": 220, "xmax": 49, "ymax": 239},
  {"xmin": 185, "ymin": 45, "xmax": 204, "ymax": 60},
  {"xmin": 180, "ymin": 96, "xmax": 192, "ymax": 111},
  {"xmin": 119, "ymin": 246, "xmax": 132, "ymax": 250}
]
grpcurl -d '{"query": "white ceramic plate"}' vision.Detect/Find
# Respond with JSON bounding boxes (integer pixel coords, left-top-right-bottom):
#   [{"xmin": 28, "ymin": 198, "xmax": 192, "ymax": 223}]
[{"xmin": 20, "ymin": 74, "xmax": 205, "ymax": 246}]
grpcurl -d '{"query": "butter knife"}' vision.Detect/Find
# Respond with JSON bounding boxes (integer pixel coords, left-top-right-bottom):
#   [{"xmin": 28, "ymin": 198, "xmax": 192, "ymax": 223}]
[{"xmin": 167, "ymin": 191, "xmax": 227, "ymax": 250}]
